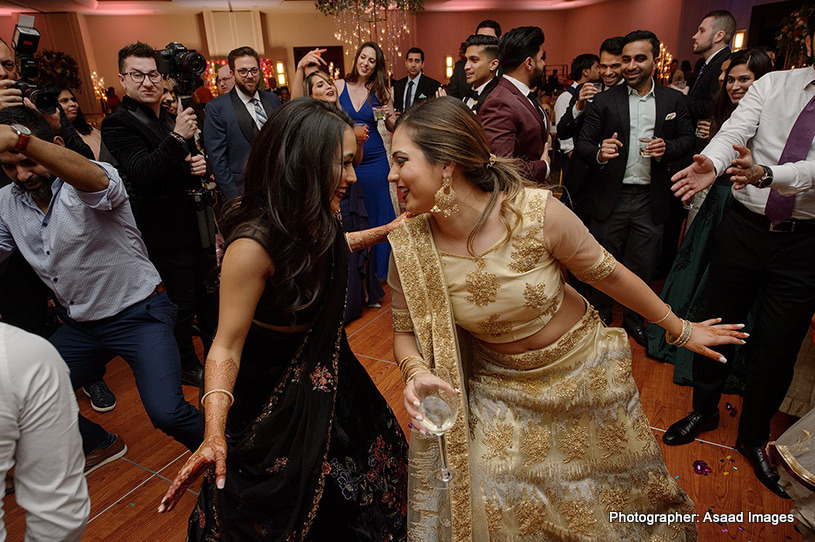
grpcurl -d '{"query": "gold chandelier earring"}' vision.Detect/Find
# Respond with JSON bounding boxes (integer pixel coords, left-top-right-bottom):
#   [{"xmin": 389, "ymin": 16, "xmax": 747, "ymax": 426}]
[{"xmin": 430, "ymin": 175, "xmax": 459, "ymax": 217}]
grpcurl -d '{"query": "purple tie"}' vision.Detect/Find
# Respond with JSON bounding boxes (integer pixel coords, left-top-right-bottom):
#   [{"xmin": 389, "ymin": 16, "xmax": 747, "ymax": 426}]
[{"xmin": 765, "ymin": 89, "xmax": 815, "ymax": 225}]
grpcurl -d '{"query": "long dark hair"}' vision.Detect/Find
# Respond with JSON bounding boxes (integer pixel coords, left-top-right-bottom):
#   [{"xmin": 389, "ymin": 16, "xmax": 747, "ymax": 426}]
[
  {"xmin": 396, "ymin": 97, "xmax": 531, "ymax": 254},
  {"xmin": 345, "ymin": 41, "xmax": 390, "ymax": 106},
  {"xmin": 219, "ymin": 98, "xmax": 354, "ymax": 322},
  {"xmin": 710, "ymin": 48, "xmax": 772, "ymax": 137},
  {"xmin": 47, "ymin": 85, "xmax": 93, "ymax": 135}
]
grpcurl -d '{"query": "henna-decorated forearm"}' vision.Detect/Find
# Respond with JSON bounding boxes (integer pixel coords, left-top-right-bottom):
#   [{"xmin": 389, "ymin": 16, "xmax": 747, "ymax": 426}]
[
  {"xmin": 345, "ymin": 213, "xmax": 408, "ymax": 252},
  {"xmin": 202, "ymin": 356, "xmax": 239, "ymax": 437}
]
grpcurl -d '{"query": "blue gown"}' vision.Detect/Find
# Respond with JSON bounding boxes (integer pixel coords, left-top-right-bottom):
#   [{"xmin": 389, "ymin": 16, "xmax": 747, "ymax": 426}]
[{"xmin": 339, "ymin": 84, "xmax": 395, "ymax": 279}]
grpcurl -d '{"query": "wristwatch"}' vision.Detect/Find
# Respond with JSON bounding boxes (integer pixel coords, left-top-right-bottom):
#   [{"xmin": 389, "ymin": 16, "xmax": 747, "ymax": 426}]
[
  {"xmin": 9, "ymin": 124, "xmax": 31, "ymax": 153},
  {"xmin": 755, "ymin": 165, "xmax": 773, "ymax": 188}
]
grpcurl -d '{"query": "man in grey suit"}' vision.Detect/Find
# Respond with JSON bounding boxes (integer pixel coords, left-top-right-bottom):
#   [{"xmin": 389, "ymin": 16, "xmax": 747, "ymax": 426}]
[{"xmin": 204, "ymin": 46, "xmax": 281, "ymax": 202}]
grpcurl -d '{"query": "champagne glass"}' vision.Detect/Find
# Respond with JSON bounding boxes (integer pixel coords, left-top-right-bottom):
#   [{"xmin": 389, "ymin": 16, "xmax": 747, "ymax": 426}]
[{"xmin": 417, "ymin": 367, "xmax": 459, "ymax": 486}]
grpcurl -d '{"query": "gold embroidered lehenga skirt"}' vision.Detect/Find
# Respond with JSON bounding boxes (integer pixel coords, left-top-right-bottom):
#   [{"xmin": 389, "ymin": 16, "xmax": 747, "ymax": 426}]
[{"xmin": 407, "ymin": 305, "xmax": 697, "ymax": 541}]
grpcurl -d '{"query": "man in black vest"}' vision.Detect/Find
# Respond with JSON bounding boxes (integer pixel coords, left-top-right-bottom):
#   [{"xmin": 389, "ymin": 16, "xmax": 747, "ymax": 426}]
[{"xmin": 102, "ymin": 41, "xmax": 213, "ymax": 387}]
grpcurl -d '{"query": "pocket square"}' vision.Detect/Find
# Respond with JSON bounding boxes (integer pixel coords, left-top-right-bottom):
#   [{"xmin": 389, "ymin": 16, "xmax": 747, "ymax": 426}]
[
  {"xmin": 418, "ymin": 93, "xmax": 427, "ymax": 99},
  {"xmin": 665, "ymin": 112, "xmax": 676, "ymax": 120}
]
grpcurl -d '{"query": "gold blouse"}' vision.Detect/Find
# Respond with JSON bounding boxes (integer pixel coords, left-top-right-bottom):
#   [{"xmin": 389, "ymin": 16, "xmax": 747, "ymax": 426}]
[{"xmin": 390, "ymin": 188, "xmax": 616, "ymax": 343}]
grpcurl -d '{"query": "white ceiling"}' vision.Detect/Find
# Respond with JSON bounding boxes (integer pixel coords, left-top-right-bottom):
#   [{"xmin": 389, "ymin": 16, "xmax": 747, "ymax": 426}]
[{"xmin": 0, "ymin": 0, "xmax": 608, "ymax": 15}]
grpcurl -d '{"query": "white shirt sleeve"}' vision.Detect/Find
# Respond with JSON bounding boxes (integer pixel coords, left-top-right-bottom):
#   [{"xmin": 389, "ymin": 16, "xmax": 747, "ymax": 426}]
[{"xmin": 0, "ymin": 324, "xmax": 89, "ymax": 542}]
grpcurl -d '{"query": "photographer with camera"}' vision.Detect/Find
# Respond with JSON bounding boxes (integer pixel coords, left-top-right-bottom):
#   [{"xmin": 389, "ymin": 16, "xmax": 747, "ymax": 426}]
[
  {"xmin": 102, "ymin": 42, "xmax": 214, "ymax": 387},
  {"xmin": 0, "ymin": 39, "xmax": 21, "ymax": 109}
]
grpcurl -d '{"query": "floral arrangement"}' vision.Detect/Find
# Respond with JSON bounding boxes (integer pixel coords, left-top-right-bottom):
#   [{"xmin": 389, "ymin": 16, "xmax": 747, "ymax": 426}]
[
  {"xmin": 776, "ymin": 3, "xmax": 814, "ymax": 66},
  {"xmin": 35, "ymin": 50, "xmax": 83, "ymax": 90},
  {"xmin": 315, "ymin": 0, "xmax": 422, "ymax": 17}
]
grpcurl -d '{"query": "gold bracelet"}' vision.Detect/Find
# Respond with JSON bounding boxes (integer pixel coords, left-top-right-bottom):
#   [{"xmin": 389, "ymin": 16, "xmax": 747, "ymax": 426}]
[
  {"xmin": 650, "ymin": 303, "xmax": 672, "ymax": 324},
  {"xmin": 201, "ymin": 388, "xmax": 234, "ymax": 408},
  {"xmin": 398, "ymin": 355, "xmax": 424, "ymax": 371},
  {"xmin": 665, "ymin": 319, "xmax": 693, "ymax": 348},
  {"xmin": 405, "ymin": 366, "xmax": 431, "ymax": 385}
]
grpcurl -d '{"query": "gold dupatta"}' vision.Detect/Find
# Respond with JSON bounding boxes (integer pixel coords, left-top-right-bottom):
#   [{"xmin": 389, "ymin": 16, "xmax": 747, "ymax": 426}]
[{"xmin": 389, "ymin": 214, "xmax": 488, "ymax": 541}]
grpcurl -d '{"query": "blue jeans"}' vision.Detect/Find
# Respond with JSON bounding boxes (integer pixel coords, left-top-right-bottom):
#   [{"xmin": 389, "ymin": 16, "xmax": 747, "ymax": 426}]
[{"xmin": 49, "ymin": 291, "xmax": 203, "ymax": 454}]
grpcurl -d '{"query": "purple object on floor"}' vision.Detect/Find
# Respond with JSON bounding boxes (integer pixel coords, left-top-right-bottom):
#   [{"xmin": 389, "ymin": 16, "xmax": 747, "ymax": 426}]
[{"xmin": 693, "ymin": 459, "xmax": 712, "ymax": 475}]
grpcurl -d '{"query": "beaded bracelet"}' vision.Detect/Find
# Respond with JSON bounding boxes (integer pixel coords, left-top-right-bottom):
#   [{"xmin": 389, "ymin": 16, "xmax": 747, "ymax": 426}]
[
  {"xmin": 665, "ymin": 319, "xmax": 693, "ymax": 348},
  {"xmin": 201, "ymin": 388, "xmax": 234, "ymax": 408}
]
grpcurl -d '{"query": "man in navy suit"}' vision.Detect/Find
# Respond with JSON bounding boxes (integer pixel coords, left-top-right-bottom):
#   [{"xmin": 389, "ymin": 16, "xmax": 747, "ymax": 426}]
[
  {"xmin": 393, "ymin": 48, "xmax": 441, "ymax": 113},
  {"xmin": 204, "ymin": 46, "xmax": 281, "ymax": 202},
  {"xmin": 479, "ymin": 26, "xmax": 550, "ymax": 183},
  {"xmin": 575, "ymin": 30, "xmax": 694, "ymax": 342}
]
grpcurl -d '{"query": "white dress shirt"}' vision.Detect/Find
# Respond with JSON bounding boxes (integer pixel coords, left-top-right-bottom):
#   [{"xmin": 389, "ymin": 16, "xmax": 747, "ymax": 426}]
[
  {"xmin": 0, "ymin": 323, "xmax": 89, "ymax": 542},
  {"xmin": 465, "ymin": 79, "xmax": 492, "ymax": 110},
  {"xmin": 554, "ymin": 82, "xmax": 578, "ymax": 153},
  {"xmin": 403, "ymin": 73, "xmax": 422, "ymax": 108},
  {"xmin": 235, "ymin": 86, "xmax": 265, "ymax": 130},
  {"xmin": 703, "ymin": 66, "xmax": 815, "ymax": 219},
  {"xmin": 623, "ymin": 79, "xmax": 656, "ymax": 185}
]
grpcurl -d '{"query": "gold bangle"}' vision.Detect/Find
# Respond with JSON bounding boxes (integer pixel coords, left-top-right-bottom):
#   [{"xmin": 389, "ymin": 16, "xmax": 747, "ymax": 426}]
[
  {"xmin": 665, "ymin": 319, "xmax": 693, "ymax": 348},
  {"xmin": 405, "ymin": 367, "xmax": 431, "ymax": 385},
  {"xmin": 650, "ymin": 303, "xmax": 672, "ymax": 324},
  {"xmin": 398, "ymin": 355, "xmax": 424, "ymax": 371},
  {"xmin": 201, "ymin": 388, "xmax": 234, "ymax": 408}
]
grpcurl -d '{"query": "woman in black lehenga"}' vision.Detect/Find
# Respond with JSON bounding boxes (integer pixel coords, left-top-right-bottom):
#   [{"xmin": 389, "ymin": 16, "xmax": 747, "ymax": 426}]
[{"xmin": 159, "ymin": 98, "xmax": 408, "ymax": 541}]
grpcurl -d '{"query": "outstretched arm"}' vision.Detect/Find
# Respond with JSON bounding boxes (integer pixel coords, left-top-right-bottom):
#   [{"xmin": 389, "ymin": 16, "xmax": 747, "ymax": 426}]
[{"xmin": 159, "ymin": 238, "xmax": 271, "ymax": 512}]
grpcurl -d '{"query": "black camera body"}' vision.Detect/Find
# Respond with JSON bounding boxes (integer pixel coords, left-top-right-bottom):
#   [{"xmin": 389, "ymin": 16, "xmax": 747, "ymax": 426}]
[
  {"xmin": 10, "ymin": 22, "xmax": 57, "ymax": 114},
  {"xmin": 155, "ymin": 42, "xmax": 206, "ymax": 101}
]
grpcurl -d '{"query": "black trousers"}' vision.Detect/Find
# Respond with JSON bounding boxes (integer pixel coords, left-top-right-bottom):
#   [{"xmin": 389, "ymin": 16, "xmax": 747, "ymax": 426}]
[
  {"xmin": 692, "ymin": 202, "xmax": 815, "ymax": 446},
  {"xmin": 151, "ymin": 245, "xmax": 218, "ymax": 369},
  {"xmin": 590, "ymin": 184, "xmax": 664, "ymax": 324}
]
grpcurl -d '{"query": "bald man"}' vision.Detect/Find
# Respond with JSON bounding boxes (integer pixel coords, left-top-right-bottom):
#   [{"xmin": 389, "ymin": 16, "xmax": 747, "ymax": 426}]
[{"xmin": 216, "ymin": 65, "xmax": 235, "ymax": 96}]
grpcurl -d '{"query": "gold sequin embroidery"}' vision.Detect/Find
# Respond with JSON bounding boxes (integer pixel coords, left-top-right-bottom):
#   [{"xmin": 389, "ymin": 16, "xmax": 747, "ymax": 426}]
[
  {"xmin": 558, "ymin": 425, "xmax": 589, "ymax": 463},
  {"xmin": 573, "ymin": 247, "xmax": 617, "ymax": 283},
  {"xmin": 646, "ymin": 472, "xmax": 677, "ymax": 508},
  {"xmin": 481, "ymin": 418, "xmax": 514, "ymax": 461},
  {"xmin": 516, "ymin": 492, "xmax": 547, "ymax": 537},
  {"xmin": 589, "ymin": 366, "xmax": 607, "ymax": 392},
  {"xmin": 558, "ymin": 500, "xmax": 597, "ymax": 538},
  {"xmin": 526, "ymin": 192, "xmax": 548, "ymax": 223},
  {"xmin": 478, "ymin": 313, "xmax": 512, "ymax": 338},
  {"xmin": 596, "ymin": 419, "xmax": 627, "ymax": 459},
  {"xmin": 391, "ymin": 309, "xmax": 414, "ymax": 333},
  {"xmin": 508, "ymin": 229, "xmax": 546, "ymax": 273},
  {"xmin": 521, "ymin": 423, "xmax": 551, "ymax": 467},
  {"xmin": 465, "ymin": 259, "xmax": 500, "ymax": 307},
  {"xmin": 523, "ymin": 282, "xmax": 548, "ymax": 309},
  {"xmin": 483, "ymin": 489, "xmax": 504, "ymax": 534},
  {"xmin": 601, "ymin": 487, "xmax": 629, "ymax": 512}
]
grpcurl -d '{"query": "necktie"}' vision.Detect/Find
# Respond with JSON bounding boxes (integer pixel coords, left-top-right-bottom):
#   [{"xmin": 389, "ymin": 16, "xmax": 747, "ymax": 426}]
[
  {"xmin": 252, "ymin": 98, "xmax": 267, "ymax": 129},
  {"xmin": 405, "ymin": 80, "xmax": 415, "ymax": 110},
  {"xmin": 527, "ymin": 91, "xmax": 546, "ymax": 121},
  {"xmin": 764, "ymin": 89, "xmax": 815, "ymax": 225}
]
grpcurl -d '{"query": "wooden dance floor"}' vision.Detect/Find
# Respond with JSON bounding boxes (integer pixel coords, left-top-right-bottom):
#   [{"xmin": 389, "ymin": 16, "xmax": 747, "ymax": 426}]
[{"xmin": 2, "ymin": 286, "xmax": 798, "ymax": 541}]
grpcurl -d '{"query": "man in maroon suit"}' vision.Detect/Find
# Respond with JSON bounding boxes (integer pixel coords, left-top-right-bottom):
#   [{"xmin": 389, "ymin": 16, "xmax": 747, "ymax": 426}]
[{"xmin": 478, "ymin": 26, "xmax": 550, "ymax": 183}]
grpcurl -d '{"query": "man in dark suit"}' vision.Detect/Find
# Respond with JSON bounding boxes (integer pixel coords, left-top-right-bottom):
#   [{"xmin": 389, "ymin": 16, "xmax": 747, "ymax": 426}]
[
  {"xmin": 575, "ymin": 30, "xmax": 694, "ymax": 342},
  {"xmin": 204, "ymin": 46, "xmax": 281, "ymax": 202},
  {"xmin": 557, "ymin": 36, "xmax": 625, "ymax": 222},
  {"xmin": 393, "ymin": 48, "xmax": 440, "ymax": 113},
  {"xmin": 479, "ymin": 26, "xmax": 550, "ymax": 183},
  {"xmin": 447, "ymin": 20, "xmax": 501, "ymax": 99},
  {"xmin": 102, "ymin": 41, "xmax": 216, "ymax": 387},
  {"xmin": 686, "ymin": 11, "xmax": 734, "ymax": 135},
  {"xmin": 461, "ymin": 34, "xmax": 500, "ymax": 114}
]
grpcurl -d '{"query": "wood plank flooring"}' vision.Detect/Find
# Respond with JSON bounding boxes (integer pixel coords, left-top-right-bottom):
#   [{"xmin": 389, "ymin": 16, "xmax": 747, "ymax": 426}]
[{"xmin": 2, "ymin": 287, "xmax": 800, "ymax": 541}]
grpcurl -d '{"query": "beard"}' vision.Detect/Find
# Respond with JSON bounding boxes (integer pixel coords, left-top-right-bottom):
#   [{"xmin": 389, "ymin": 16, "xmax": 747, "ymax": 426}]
[
  {"xmin": 693, "ymin": 38, "xmax": 713, "ymax": 55},
  {"xmin": 529, "ymin": 65, "xmax": 545, "ymax": 92},
  {"xmin": 236, "ymin": 80, "xmax": 257, "ymax": 96},
  {"xmin": 12, "ymin": 176, "xmax": 54, "ymax": 201}
]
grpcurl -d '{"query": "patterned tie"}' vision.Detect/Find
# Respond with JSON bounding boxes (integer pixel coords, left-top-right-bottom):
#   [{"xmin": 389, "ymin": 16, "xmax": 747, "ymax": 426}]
[
  {"xmin": 764, "ymin": 89, "xmax": 815, "ymax": 225},
  {"xmin": 405, "ymin": 80, "xmax": 415, "ymax": 110},
  {"xmin": 252, "ymin": 98, "xmax": 267, "ymax": 129}
]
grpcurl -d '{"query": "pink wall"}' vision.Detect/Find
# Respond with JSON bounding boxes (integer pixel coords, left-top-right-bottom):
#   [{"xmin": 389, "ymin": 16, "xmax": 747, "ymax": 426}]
[{"xmin": 412, "ymin": 0, "xmax": 684, "ymax": 83}]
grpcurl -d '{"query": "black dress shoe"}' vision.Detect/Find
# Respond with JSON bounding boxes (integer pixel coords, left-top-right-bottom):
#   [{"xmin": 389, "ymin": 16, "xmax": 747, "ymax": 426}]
[
  {"xmin": 623, "ymin": 320, "xmax": 648, "ymax": 347},
  {"xmin": 663, "ymin": 410, "xmax": 719, "ymax": 445},
  {"xmin": 180, "ymin": 362, "xmax": 204, "ymax": 388},
  {"xmin": 735, "ymin": 441, "xmax": 790, "ymax": 499}
]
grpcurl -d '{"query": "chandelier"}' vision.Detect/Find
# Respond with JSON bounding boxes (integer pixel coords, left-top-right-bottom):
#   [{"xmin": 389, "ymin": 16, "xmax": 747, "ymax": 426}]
[{"xmin": 316, "ymin": 0, "xmax": 423, "ymax": 74}]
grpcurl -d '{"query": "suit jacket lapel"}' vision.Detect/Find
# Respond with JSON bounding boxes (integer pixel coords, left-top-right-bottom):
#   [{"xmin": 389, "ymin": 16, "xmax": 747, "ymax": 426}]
[
  {"xmin": 654, "ymin": 86, "xmax": 667, "ymax": 137},
  {"xmin": 505, "ymin": 81, "xmax": 545, "ymax": 131},
  {"xmin": 230, "ymin": 88, "xmax": 259, "ymax": 143},
  {"xmin": 259, "ymin": 91, "xmax": 277, "ymax": 116},
  {"xmin": 614, "ymin": 87, "xmax": 630, "ymax": 150}
]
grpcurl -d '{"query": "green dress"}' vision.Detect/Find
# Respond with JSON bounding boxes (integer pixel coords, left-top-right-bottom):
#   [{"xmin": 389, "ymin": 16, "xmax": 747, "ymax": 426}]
[{"xmin": 646, "ymin": 177, "xmax": 750, "ymax": 393}]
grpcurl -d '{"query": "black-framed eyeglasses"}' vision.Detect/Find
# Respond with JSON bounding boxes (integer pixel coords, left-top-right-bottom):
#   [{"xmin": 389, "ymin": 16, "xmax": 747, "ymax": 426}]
[
  {"xmin": 121, "ymin": 70, "xmax": 163, "ymax": 84},
  {"xmin": 236, "ymin": 68, "xmax": 260, "ymax": 77}
]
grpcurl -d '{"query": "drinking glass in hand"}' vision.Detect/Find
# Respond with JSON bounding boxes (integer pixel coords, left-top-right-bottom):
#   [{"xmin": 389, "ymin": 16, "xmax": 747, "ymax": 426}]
[
  {"xmin": 638, "ymin": 137, "xmax": 654, "ymax": 157},
  {"xmin": 588, "ymin": 82, "xmax": 602, "ymax": 103},
  {"xmin": 695, "ymin": 119, "xmax": 711, "ymax": 140},
  {"xmin": 417, "ymin": 367, "xmax": 459, "ymax": 486}
]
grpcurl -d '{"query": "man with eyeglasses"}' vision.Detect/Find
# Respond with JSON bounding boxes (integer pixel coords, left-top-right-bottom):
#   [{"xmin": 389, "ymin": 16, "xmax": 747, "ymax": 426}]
[
  {"xmin": 102, "ymin": 41, "xmax": 213, "ymax": 389},
  {"xmin": 204, "ymin": 46, "xmax": 281, "ymax": 202}
]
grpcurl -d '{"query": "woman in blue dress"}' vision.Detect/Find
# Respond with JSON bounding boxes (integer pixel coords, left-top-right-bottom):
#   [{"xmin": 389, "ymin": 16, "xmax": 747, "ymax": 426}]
[{"xmin": 334, "ymin": 42, "xmax": 398, "ymax": 280}]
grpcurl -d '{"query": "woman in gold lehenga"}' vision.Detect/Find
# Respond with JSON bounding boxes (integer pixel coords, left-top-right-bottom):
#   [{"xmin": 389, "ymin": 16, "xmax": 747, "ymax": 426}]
[{"xmin": 386, "ymin": 98, "xmax": 748, "ymax": 541}]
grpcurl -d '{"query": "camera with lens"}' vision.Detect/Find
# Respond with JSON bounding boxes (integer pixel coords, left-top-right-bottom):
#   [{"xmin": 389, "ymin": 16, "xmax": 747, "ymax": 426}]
[
  {"xmin": 10, "ymin": 18, "xmax": 57, "ymax": 114},
  {"xmin": 155, "ymin": 42, "xmax": 206, "ymax": 103}
]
